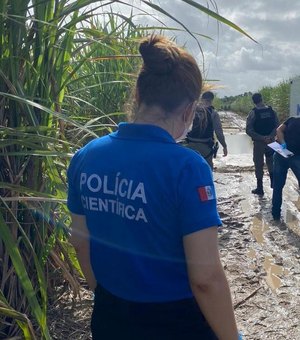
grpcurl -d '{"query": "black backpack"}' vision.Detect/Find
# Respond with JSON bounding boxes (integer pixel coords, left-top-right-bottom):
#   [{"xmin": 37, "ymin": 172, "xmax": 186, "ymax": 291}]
[{"xmin": 253, "ymin": 106, "xmax": 276, "ymax": 135}]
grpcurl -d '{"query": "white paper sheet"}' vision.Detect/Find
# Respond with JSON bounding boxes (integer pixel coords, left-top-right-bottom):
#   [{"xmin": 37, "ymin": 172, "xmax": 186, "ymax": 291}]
[{"xmin": 268, "ymin": 141, "xmax": 294, "ymax": 158}]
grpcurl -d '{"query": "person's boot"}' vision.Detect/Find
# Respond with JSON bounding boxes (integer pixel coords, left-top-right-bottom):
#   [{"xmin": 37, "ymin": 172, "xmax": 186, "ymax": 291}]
[
  {"xmin": 270, "ymin": 173, "xmax": 274, "ymax": 189},
  {"xmin": 252, "ymin": 179, "xmax": 264, "ymax": 195}
]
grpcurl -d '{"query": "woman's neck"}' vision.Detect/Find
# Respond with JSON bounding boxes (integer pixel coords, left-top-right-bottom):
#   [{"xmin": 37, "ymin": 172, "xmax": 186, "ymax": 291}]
[
  {"xmin": 133, "ymin": 105, "xmax": 174, "ymax": 133},
  {"xmin": 132, "ymin": 102, "xmax": 191, "ymax": 141}
]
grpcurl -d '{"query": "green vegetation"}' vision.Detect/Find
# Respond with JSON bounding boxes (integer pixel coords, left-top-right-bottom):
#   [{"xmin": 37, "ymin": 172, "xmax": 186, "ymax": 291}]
[
  {"xmin": 219, "ymin": 79, "xmax": 292, "ymax": 121},
  {"xmin": 0, "ymin": 3, "xmax": 141, "ymax": 338},
  {"xmin": 0, "ymin": 1, "xmax": 254, "ymax": 338}
]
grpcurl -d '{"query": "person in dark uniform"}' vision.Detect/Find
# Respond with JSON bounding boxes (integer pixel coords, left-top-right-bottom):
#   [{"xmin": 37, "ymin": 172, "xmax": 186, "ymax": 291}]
[
  {"xmin": 186, "ymin": 91, "xmax": 227, "ymax": 169},
  {"xmin": 272, "ymin": 116, "xmax": 300, "ymax": 220},
  {"xmin": 246, "ymin": 93, "xmax": 279, "ymax": 195},
  {"xmin": 67, "ymin": 35, "xmax": 239, "ymax": 340}
]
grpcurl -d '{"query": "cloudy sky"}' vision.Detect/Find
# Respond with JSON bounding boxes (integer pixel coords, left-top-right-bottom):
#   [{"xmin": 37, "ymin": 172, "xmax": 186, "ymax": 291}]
[{"xmin": 114, "ymin": 0, "xmax": 300, "ymax": 98}]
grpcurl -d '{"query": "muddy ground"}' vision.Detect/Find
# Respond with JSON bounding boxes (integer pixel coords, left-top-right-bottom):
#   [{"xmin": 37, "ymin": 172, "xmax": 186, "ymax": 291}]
[{"xmin": 49, "ymin": 112, "xmax": 300, "ymax": 340}]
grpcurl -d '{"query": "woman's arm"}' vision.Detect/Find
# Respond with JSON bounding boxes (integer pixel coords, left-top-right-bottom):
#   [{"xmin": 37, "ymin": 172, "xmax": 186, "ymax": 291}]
[
  {"xmin": 69, "ymin": 213, "xmax": 97, "ymax": 291},
  {"xmin": 183, "ymin": 227, "xmax": 238, "ymax": 340},
  {"xmin": 212, "ymin": 111, "xmax": 227, "ymax": 153},
  {"xmin": 276, "ymin": 123, "xmax": 286, "ymax": 144}
]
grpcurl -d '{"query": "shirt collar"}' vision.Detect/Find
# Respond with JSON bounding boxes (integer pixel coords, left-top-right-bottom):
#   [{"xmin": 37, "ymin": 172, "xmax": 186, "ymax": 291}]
[{"xmin": 111, "ymin": 122, "xmax": 176, "ymax": 144}]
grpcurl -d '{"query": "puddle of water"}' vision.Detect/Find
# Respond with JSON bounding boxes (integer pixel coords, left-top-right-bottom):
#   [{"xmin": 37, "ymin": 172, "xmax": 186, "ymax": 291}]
[
  {"xmin": 224, "ymin": 133, "xmax": 253, "ymax": 154},
  {"xmin": 250, "ymin": 216, "xmax": 269, "ymax": 244},
  {"xmin": 248, "ymin": 238, "xmax": 289, "ymax": 291},
  {"xmin": 249, "ymin": 213, "xmax": 292, "ymax": 292},
  {"xmin": 263, "ymin": 255, "xmax": 287, "ymax": 291}
]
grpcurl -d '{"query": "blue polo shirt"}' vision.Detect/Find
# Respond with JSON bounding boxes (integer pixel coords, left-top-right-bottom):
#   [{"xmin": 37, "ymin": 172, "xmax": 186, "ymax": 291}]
[{"xmin": 67, "ymin": 123, "xmax": 221, "ymax": 302}]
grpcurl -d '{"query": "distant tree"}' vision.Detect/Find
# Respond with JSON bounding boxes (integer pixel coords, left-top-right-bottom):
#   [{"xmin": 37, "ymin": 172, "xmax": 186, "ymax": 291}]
[
  {"xmin": 213, "ymin": 95, "xmax": 222, "ymax": 110},
  {"xmin": 219, "ymin": 79, "xmax": 291, "ymax": 120}
]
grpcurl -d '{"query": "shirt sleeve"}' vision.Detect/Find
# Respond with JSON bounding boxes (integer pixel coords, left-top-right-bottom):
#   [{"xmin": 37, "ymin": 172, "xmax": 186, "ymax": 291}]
[
  {"xmin": 246, "ymin": 110, "xmax": 265, "ymax": 141},
  {"xmin": 177, "ymin": 157, "xmax": 222, "ymax": 236},
  {"xmin": 67, "ymin": 151, "xmax": 85, "ymax": 215},
  {"xmin": 212, "ymin": 110, "xmax": 227, "ymax": 148}
]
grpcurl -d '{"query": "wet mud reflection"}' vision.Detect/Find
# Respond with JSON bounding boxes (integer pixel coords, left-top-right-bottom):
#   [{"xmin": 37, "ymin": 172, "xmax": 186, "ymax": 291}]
[
  {"xmin": 249, "ymin": 216, "xmax": 290, "ymax": 291},
  {"xmin": 224, "ymin": 133, "xmax": 253, "ymax": 155},
  {"xmin": 250, "ymin": 215, "xmax": 269, "ymax": 244},
  {"xmin": 263, "ymin": 255, "xmax": 287, "ymax": 291}
]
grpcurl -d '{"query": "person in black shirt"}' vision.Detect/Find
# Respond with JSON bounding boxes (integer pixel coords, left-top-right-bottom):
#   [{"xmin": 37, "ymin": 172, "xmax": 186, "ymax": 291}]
[
  {"xmin": 272, "ymin": 117, "xmax": 300, "ymax": 220},
  {"xmin": 246, "ymin": 93, "xmax": 279, "ymax": 195}
]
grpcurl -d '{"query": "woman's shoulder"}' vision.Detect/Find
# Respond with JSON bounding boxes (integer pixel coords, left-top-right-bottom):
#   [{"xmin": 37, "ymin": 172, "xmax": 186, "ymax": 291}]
[{"xmin": 71, "ymin": 135, "xmax": 110, "ymax": 159}]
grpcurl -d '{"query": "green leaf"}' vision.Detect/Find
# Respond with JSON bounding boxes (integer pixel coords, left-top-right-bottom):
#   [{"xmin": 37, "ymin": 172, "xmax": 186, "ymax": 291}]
[
  {"xmin": 0, "ymin": 211, "xmax": 50, "ymax": 339},
  {"xmin": 181, "ymin": 0, "xmax": 257, "ymax": 42}
]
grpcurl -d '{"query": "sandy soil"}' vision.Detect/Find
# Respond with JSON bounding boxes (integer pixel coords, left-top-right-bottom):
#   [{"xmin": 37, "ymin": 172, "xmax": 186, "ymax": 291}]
[{"xmin": 49, "ymin": 111, "xmax": 300, "ymax": 339}]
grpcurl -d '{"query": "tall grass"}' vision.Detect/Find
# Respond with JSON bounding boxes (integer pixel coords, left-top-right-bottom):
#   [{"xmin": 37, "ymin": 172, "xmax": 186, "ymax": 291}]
[
  {"xmin": 0, "ymin": 1, "xmax": 253, "ymax": 337},
  {"xmin": 261, "ymin": 81, "xmax": 290, "ymax": 121}
]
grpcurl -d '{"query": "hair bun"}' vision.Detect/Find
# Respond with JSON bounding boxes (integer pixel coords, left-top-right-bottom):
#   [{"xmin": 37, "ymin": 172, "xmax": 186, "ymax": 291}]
[{"xmin": 139, "ymin": 35, "xmax": 179, "ymax": 75}]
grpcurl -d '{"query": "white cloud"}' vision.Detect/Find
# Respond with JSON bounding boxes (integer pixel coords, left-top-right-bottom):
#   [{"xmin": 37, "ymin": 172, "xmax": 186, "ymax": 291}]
[
  {"xmin": 110, "ymin": 0, "xmax": 300, "ymax": 97},
  {"xmin": 161, "ymin": 0, "xmax": 300, "ymax": 97}
]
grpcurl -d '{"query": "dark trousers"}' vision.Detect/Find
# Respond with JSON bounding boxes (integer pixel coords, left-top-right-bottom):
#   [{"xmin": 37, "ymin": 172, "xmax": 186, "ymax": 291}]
[
  {"xmin": 253, "ymin": 140, "xmax": 274, "ymax": 179},
  {"xmin": 91, "ymin": 284, "xmax": 217, "ymax": 340},
  {"xmin": 272, "ymin": 153, "xmax": 300, "ymax": 215}
]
